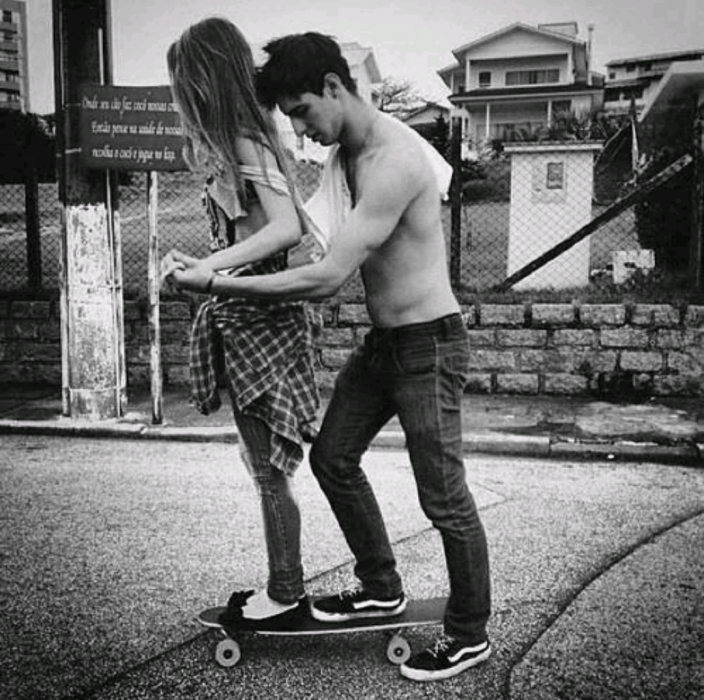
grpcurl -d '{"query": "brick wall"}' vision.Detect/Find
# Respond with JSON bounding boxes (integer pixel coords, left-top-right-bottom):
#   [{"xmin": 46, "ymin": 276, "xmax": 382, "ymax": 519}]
[
  {"xmin": 2, "ymin": 299, "xmax": 703, "ymax": 397},
  {"xmin": 0, "ymin": 300, "xmax": 62, "ymax": 384}
]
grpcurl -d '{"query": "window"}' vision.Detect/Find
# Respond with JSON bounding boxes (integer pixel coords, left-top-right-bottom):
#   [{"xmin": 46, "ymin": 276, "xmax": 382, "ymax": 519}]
[
  {"xmin": 478, "ymin": 71, "xmax": 491, "ymax": 88},
  {"xmin": 505, "ymin": 69, "xmax": 559, "ymax": 86},
  {"xmin": 552, "ymin": 100, "xmax": 571, "ymax": 115},
  {"xmin": 625, "ymin": 63, "xmax": 635, "ymax": 73},
  {"xmin": 604, "ymin": 88, "xmax": 621, "ymax": 102},
  {"xmin": 2, "ymin": 11, "xmax": 12, "ymax": 23}
]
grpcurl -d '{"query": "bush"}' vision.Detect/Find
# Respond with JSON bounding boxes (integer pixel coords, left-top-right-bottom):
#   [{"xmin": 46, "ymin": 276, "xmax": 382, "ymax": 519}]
[
  {"xmin": 0, "ymin": 110, "xmax": 55, "ymax": 183},
  {"xmin": 634, "ymin": 155, "xmax": 691, "ymax": 272},
  {"xmin": 633, "ymin": 97, "xmax": 694, "ymax": 273},
  {"xmin": 461, "ymin": 158, "xmax": 510, "ymax": 202},
  {"xmin": 410, "ymin": 115, "xmax": 450, "ymax": 157}
]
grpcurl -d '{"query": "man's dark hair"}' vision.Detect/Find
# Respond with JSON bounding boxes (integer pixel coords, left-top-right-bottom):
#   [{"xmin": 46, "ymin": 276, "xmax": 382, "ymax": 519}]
[{"xmin": 257, "ymin": 32, "xmax": 357, "ymax": 108}]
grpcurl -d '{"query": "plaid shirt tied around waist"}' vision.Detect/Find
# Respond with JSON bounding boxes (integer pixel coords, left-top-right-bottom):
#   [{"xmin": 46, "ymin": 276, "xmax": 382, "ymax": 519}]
[{"xmin": 189, "ymin": 257, "xmax": 319, "ymax": 476}]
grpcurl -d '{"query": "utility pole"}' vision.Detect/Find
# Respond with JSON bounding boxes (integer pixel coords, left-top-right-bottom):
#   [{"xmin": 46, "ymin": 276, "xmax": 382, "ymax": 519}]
[{"xmin": 53, "ymin": 0, "xmax": 126, "ymax": 419}]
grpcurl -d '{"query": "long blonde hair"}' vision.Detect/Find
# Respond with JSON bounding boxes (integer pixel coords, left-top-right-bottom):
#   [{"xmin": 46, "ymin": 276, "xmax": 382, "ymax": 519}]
[{"xmin": 167, "ymin": 17, "xmax": 292, "ymax": 195}]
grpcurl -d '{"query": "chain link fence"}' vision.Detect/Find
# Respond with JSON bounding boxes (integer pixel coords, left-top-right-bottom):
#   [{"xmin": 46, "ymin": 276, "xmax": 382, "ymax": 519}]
[
  {"xmin": 1, "ymin": 113, "xmax": 700, "ymax": 301},
  {"xmin": 0, "ymin": 160, "xmax": 325, "ymax": 297},
  {"xmin": 444, "ymin": 146, "xmax": 644, "ymax": 294},
  {"xmin": 0, "ymin": 181, "xmax": 61, "ymax": 292}
]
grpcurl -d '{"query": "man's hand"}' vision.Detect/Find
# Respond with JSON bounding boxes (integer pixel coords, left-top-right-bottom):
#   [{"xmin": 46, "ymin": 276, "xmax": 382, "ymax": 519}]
[
  {"xmin": 160, "ymin": 250, "xmax": 185, "ymax": 286},
  {"xmin": 160, "ymin": 249, "xmax": 212, "ymax": 293}
]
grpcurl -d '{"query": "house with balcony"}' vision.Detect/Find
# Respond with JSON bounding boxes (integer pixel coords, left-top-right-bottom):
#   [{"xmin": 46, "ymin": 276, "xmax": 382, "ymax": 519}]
[
  {"xmin": 604, "ymin": 49, "xmax": 704, "ymax": 116},
  {"xmin": 437, "ymin": 22, "xmax": 603, "ymax": 151}
]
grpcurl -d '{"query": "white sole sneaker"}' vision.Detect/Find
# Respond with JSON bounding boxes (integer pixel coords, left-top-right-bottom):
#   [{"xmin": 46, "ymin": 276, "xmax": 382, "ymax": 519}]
[
  {"xmin": 400, "ymin": 642, "xmax": 491, "ymax": 682},
  {"xmin": 311, "ymin": 596, "xmax": 408, "ymax": 623}
]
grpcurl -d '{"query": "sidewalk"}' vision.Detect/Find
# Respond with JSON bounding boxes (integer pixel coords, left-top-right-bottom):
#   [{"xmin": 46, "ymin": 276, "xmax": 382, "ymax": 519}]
[{"xmin": 1, "ymin": 383, "xmax": 702, "ymax": 464}]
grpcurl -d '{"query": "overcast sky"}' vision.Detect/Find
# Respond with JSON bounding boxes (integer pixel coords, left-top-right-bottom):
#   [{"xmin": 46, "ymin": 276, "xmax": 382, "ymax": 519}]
[{"xmin": 27, "ymin": 0, "xmax": 704, "ymax": 114}]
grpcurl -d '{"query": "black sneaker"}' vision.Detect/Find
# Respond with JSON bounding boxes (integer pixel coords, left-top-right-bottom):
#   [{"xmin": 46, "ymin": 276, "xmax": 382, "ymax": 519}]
[
  {"xmin": 311, "ymin": 588, "xmax": 407, "ymax": 622},
  {"xmin": 216, "ymin": 589, "xmax": 255, "ymax": 627},
  {"xmin": 400, "ymin": 634, "xmax": 491, "ymax": 682},
  {"xmin": 217, "ymin": 590, "xmax": 309, "ymax": 631}
]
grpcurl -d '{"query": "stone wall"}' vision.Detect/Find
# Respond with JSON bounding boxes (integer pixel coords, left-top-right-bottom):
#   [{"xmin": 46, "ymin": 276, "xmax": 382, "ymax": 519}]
[{"xmin": 2, "ymin": 298, "xmax": 703, "ymax": 397}]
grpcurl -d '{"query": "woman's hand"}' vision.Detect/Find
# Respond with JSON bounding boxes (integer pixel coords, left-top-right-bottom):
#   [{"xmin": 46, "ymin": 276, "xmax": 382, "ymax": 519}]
[
  {"xmin": 160, "ymin": 250, "xmax": 186, "ymax": 286},
  {"xmin": 160, "ymin": 249, "xmax": 213, "ymax": 293}
]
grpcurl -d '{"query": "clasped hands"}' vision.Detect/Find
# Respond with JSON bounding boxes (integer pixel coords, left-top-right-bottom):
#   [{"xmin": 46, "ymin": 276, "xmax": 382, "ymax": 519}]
[{"xmin": 160, "ymin": 250, "xmax": 214, "ymax": 294}]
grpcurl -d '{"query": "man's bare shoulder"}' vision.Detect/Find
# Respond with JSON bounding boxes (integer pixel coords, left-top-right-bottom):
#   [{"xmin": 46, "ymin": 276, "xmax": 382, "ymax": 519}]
[
  {"xmin": 376, "ymin": 114, "xmax": 426, "ymax": 154},
  {"xmin": 370, "ymin": 115, "xmax": 434, "ymax": 182}
]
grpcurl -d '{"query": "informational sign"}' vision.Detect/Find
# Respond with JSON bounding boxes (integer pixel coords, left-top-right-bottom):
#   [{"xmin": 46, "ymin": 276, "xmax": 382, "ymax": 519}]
[{"xmin": 79, "ymin": 85, "xmax": 187, "ymax": 171}]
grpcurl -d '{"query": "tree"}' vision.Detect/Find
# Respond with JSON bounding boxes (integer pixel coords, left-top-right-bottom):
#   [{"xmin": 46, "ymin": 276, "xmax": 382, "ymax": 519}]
[
  {"xmin": 376, "ymin": 76, "xmax": 425, "ymax": 120},
  {"xmin": 410, "ymin": 114, "xmax": 450, "ymax": 157},
  {"xmin": 0, "ymin": 109, "xmax": 55, "ymax": 183}
]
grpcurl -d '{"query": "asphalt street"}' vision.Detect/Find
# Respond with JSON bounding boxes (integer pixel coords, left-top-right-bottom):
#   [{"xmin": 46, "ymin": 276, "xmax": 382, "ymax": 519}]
[{"xmin": 1, "ymin": 435, "xmax": 702, "ymax": 699}]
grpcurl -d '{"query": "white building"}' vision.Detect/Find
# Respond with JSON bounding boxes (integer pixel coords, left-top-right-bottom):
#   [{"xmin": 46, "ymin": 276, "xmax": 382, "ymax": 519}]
[
  {"xmin": 437, "ymin": 22, "xmax": 603, "ymax": 150},
  {"xmin": 604, "ymin": 49, "xmax": 704, "ymax": 116}
]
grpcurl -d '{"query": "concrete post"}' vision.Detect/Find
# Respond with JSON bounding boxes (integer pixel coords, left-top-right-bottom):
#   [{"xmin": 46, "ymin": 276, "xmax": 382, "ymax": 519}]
[
  {"xmin": 504, "ymin": 141, "xmax": 602, "ymax": 290},
  {"xmin": 53, "ymin": 0, "xmax": 126, "ymax": 419}
]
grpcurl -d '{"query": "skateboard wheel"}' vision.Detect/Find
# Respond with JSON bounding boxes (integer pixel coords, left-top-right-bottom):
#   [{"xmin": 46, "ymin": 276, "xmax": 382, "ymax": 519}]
[
  {"xmin": 215, "ymin": 638, "xmax": 242, "ymax": 667},
  {"xmin": 386, "ymin": 634, "xmax": 411, "ymax": 665}
]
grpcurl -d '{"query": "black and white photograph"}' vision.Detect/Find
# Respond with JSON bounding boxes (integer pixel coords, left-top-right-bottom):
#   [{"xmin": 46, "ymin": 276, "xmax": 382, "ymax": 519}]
[{"xmin": 1, "ymin": 0, "xmax": 703, "ymax": 697}]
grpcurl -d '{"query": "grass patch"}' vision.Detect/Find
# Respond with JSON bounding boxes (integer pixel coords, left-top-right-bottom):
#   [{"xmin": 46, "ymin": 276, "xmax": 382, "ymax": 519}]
[{"xmin": 456, "ymin": 269, "xmax": 702, "ymax": 305}]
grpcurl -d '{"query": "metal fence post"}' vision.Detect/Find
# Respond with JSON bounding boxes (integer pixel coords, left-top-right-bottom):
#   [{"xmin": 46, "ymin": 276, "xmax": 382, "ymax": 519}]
[
  {"xmin": 690, "ymin": 97, "xmax": 704, "ymax": 293},
  {"xmin": 24, "ymin": 157, "xmax": 42, "ymax": 291},
  {"xmin": 146, "ymin": 171, "xmax": 163, "ymax": 425},
  {"xmin": 450, "ymin": 117, "xmax": 462, "ymax": 289}
]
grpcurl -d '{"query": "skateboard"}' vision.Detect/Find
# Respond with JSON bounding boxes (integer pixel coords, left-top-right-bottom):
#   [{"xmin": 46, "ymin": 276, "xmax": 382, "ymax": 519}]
[{"xmin": 197, "ymin": 596, "xmax": 447, "ymax": 668}]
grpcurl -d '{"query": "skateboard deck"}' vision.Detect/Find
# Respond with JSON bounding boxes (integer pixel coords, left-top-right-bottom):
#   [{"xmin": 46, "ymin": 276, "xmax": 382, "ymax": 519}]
[{"xmin": 197, "ymin": 596, "xmax": 446, "ymax": 667}]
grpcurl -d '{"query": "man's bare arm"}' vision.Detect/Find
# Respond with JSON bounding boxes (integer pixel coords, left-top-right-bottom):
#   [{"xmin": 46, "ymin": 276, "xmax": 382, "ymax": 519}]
[{"xmin": 171, "ymin": 148, "xmax": 422, "ymax": 298}]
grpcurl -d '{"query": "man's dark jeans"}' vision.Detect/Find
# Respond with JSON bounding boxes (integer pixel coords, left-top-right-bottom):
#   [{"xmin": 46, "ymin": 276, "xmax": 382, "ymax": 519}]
[{"xmin": 310, "ymin": 313, "xmax": 491, "ymax": 643}]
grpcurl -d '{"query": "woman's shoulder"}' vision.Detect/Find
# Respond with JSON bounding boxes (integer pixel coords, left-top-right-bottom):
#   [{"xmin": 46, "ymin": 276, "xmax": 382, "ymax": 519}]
[{"xmin": 234, "ymin": 136, "xmax": 277, "ymax": 168}]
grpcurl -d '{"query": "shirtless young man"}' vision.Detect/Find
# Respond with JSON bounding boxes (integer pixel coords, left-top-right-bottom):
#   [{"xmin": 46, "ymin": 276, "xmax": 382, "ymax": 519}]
[{"xmin": 164, "ymin": 32, "xmax": 491, "ymax": 682}]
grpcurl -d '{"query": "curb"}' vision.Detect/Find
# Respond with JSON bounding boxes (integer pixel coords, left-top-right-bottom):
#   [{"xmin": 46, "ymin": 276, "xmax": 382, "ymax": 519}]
[
  {"xmin": 1, "ymin": 418, "xmax": 701, "ymax": 465},
  {"xmin": 548, "ymin": 438, "xmax": 702, "ymax": 464}
]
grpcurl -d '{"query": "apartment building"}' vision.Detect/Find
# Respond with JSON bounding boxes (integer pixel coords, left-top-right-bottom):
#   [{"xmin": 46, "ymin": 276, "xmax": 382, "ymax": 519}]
[
  {"xmin": 0, "ymin": 0, "xmax": 28, "ymax": 111},
  {"xmin": 604, "ymin": 49, "xmax": 704, "ymax": 115}
]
